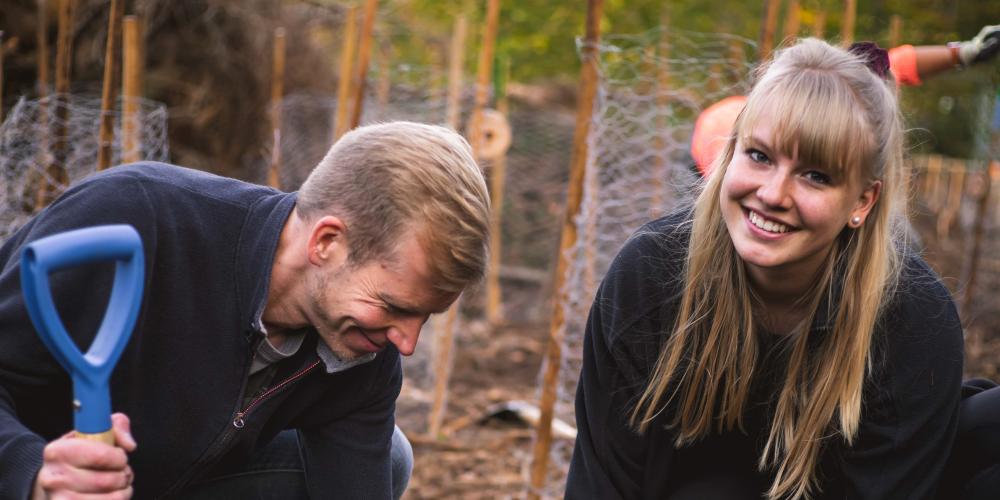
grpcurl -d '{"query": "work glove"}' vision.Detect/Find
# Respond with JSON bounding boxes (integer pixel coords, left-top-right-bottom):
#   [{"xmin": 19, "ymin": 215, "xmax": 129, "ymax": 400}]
[{"xmin": 957, "ymin": 24, "xmax": 1000, "ymax": 66}]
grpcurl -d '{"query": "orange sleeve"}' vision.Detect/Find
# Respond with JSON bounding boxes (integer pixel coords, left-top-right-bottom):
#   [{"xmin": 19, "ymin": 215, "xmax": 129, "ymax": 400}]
[{"xmin": 889, "ymin": 44, "xmax": 921, "ymax": 87}]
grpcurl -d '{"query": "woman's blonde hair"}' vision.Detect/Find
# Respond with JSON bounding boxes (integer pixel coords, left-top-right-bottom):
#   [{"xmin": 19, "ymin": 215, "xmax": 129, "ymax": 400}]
[{"xmin": 630, "ymin": 38, "xmax": 908, "ymax": 499}]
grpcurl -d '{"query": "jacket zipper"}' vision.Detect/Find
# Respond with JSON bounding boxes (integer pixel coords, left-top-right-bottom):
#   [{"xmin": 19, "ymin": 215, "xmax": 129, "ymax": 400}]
[
  {"xmin": 157, "ymin": 356, "xmax": 321, "ymax": 499},
  {"xmin": 232, "ymin": 359, "xmax": 322, "ymax": 428}
]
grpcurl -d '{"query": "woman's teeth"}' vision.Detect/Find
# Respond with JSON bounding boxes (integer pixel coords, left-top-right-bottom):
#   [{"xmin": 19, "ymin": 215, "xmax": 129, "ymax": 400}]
[{"xmin": 749, "ymin": 211, "xmax": 789, "ymax": 233}]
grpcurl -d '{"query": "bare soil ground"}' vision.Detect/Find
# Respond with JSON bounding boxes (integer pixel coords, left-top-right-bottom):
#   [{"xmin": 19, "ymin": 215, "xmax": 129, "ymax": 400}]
[{"xmin": 397, "ymin": 321, "xmax": 558, "ymax": 500}]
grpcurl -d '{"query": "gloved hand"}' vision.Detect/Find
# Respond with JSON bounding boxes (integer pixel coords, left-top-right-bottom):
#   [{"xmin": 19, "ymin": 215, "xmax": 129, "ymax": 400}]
[{"xmin": 958, "ymin": 24, "xmax": 1000, "ymax": 66}]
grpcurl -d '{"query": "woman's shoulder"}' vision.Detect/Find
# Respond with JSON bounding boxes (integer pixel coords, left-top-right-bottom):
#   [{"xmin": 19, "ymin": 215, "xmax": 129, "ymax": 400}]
[
  {"xmin": 611, "ymin": 208, "xmax": 692, "ymax": 273},
  {"xmin": 594, "ymin": 209, "xmax": 691, "ymax": 355},
  {"xmin": 888, "ymin": 252, "xmax": 961, "ymax": 330},
  {"xmin": 870, "ymin": 251, "xmax": 963, "ymax": 390}
]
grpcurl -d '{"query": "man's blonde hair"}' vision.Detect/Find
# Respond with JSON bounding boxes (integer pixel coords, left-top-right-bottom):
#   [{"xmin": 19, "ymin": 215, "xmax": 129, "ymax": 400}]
[{"xmin": 297, "ymin": 122, "xmax": 490, "ymax": 294}]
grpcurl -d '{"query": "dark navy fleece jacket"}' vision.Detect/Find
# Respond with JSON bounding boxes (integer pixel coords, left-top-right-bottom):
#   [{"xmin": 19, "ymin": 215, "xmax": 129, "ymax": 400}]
[{"xmin": 0, "ymin": 162, "xmax": 401, "ymax": 499}]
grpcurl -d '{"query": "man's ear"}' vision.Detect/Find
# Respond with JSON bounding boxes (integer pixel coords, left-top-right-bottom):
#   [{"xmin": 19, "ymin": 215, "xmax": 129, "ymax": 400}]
[{"xmin": 306, "ymin": 216, "xmax": 349, "ymax": 267}]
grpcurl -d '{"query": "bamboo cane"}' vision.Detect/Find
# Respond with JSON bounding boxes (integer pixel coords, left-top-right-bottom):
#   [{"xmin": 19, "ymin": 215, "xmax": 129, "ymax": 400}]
[
  {"xmin": 1, "ymin": 31, "xmax": 5, "ymax": 123},
  {"xmin": 841, "ymin": 0, "xmax": 856, "ymax": 46},
  {"xmin": 445, "ymin": 15, "xmax": 467, "ymax": 132},
  {"xmin": 267, "ymin": 27, "xmax": 286, "ymax": 189},
  {"xmin": 333, "ymin": 6, "xmax": 357, "ymax": 143},
  {"xmin": 427, "ymin": 14, "xmax": 471, "ymax": 439},
  {"xmin": 937, "ymin": 161, "xmax": 965, "ymax": 241},
  {"xmin": 96, "ymin": 0, "xmax": 123, "ymax": 171},
  {"xmin": 650, "ymin": 8, "xmax": 671, "ymax": 218},
  {"xmin": 784, "ymin": 0, "xmax": 801, "ymax": 41},
  {"xmin": 349, "ymin": 0, "xmax": 377, "ymax": 129},
  {"xmin": 527, "ymin": 0, "xmax": 603, "ymax": 497},
  {"xmin": 486, "ymin": 59, "xmax": 510, "ymax": 326},
  {"xmin": 36, "ymin": 0, "xmax": 74, "ymax": 210},
  {"xmin": 962, "ymin": 162, "xmax": 996, "ymax": 321},
  {"xmin": 121, "ymin": 16, "xmax": 141, "ymax": 164},
  {"xmin": 811, "ymin": 10, "xmax": 826, "ymax": 38},
  {"xmin": 374, "ymin": 42, "xmax": 391, "ymax": 107},
  {"xmin": 468, "ymin": 0, "xmax": 500, "ymax": 157},
  {"xmin": 888, "ymin": 15, "xmax": 902, "ymax": 48},
  {"xmin": 759, "ymin": 0, "xmax": 780, "ymax": 60},
  {"xmin": 37, "ymin": 0, "xmax": 50, "ymax": 97}
]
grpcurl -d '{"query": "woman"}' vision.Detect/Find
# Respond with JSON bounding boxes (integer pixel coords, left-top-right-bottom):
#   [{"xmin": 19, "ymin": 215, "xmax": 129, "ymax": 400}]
[{"xmin": 566, "ymin": 38, "xmax": 971, "ymax": 499}]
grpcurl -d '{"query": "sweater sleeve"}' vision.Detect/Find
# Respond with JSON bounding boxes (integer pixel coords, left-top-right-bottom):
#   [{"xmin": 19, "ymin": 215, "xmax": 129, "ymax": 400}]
[
  {"xmin": 831, "ymin": 259, "xmax": 963, "ymax": 499},
  {"xmin": 566, "ymin": 221, "xmax": 684, "ymax": 499},
  {"xmin": 0, "ymin": 170, "xmax": 157, "ymax": 500},
  {"xmin": 889, "ymin": 45, "xmax": 922, "ymax": 86},
  {"xmin": 295, "ymin": 351, "xmax": 402, "ymax": 500}
]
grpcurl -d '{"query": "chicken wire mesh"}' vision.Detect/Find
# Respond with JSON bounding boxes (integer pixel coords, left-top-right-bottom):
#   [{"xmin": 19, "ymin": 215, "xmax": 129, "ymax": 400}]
[
  {"xmin": 0, "ymin": 94, "xmax": 170, "ymax": 244},
  {"xmin": 529, "ymin": 28, "xmax": 759, "ymax": 497}
]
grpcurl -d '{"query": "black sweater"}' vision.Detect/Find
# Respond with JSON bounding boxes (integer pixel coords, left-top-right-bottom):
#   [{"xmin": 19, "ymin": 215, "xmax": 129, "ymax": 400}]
[
  {"xmin": 0, "ymin": 163, "xmax": 402, "ymax": 499},
  {"xmin": 566, "ymin": 213, "xmax": 964, "ymax": 499}
]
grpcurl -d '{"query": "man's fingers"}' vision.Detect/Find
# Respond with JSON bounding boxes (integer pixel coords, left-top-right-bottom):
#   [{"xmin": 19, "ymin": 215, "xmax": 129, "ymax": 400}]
[
  {"xmin": 110, "ymin": 412, "xmax": 137, "ymax": 451},
  {"xmin": 43, "ymin": 438, "xmax": 129, "ymax": 470},
  {"xmin": 37, "ymin": 463, "xmax": 133, "ymax": 494}
]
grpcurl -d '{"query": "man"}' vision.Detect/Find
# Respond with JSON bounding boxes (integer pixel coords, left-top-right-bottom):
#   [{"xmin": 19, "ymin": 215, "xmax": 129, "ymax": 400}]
[{"xmin": 0, "ymin": 122, "xmax": 491, "ymax": 499}]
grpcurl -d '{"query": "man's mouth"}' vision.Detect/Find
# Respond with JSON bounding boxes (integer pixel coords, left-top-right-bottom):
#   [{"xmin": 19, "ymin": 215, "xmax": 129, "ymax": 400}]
[{"xmin": 356, "ymin": 328, "xmax": 387, "ymax": 351}]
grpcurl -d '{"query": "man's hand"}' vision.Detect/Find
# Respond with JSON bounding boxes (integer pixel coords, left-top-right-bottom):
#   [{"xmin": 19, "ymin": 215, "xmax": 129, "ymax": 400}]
[
  {"xmin": 31, "ymin": 413, "xmax": 137, "ymax": 499},
  {"xmin": 959, "ymin": 24, "xmax": 1000, "ymax": 66}
]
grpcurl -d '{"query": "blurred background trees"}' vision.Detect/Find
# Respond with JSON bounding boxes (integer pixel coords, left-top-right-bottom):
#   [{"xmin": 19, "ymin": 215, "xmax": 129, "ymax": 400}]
[{"xmin": 0, "ymin": 0, "xmax": 997, "ymax": 173}]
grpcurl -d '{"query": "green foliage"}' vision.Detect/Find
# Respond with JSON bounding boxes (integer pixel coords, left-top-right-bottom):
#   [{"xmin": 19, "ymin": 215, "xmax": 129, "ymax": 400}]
[{"xmin": 380, "ymin": 0, "xmax": 999, "ymax": 159}]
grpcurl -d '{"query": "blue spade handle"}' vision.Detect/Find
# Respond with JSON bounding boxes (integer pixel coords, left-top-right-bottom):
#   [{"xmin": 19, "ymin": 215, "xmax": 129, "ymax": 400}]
[{"xmin": 21, "ymin": 225, "xmax": 144, "ymax": 439}]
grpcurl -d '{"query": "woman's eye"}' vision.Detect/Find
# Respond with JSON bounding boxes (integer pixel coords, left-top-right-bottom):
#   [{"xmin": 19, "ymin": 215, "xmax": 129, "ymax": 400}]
[
  {"xmin": 747, "ymin": 149, "xmax": 769, "ymax": 164},
  {"xmin": 804, "ymin": 171, "xmax": 832, "ymax": 185}
]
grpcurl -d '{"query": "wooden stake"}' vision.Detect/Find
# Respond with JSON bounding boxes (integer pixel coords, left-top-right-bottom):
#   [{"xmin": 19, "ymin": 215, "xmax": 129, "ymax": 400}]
[
  {"xmin": 650, "ymin": 9, "xmax": 671, "ymax": 218},
  {"xmin": 349, "ymin": 0, "xmax": 377, "ymax": 129},
  {"xmin": 962, "ymin": 161, "xmax": 996, "ymax": 320},
  {"xmin": 36, "ymin": 0, "xmax": 74, "ymax": 210},
  {"xmin": 446, "ymin": 15, "xmax": 467, "ymax": 130},
  {"xmin": 783, "ymin": 0, "xmax": 801, "ymax": 42},
  {"xmin": 927, "ymin": 154, "xmax": 944, "ymax": 213},
  {"xmin": 937, "ymin": 161, "xmax": 965, "ymax": 241},
  {"xmin": 486, "ymin": 60, "xmax": 510, "ymax": 326},
  {"xmin": 468, "ymin": 0, "xmax": 500, "ymax": 156},
  {"xmin": 267, "ymin": 27, "xmax": 286, "ymax": 189},
  {"xmin": 841, "ymin": 0, "xmax": 856, "ymax": 46},
  {"xmin": 528, "ymin": 0, "xmax": 603, "ymax": 497},
  {"xmin": 759, "ymin": 0, "xmax": 780, "ymax": 61},
  {"xmin": 427, "ymin": 14, "xmax": 470, "ymax": 439},
  {"xmin": 888, "ymin": 15, "xmax": 901, "ymax": 48},
  {"xmin": 53, "ymin": 0, "xmax": 72, "ymax": 96},
  {"xmin": 37, "ymin": 0, "xmax": 50, "ymax": 97},
  {"xmin": 121, "ymin": 15, "xmax": 141, "ymax": 164},
  {"xmin": 811, "ymin": 9, "xmax": 826, "ymax": 38},
  {"xmin": 374, "ymin": 42, "xmax": 391, "ymax": 107},
  {"xmin": 333, "ymin": 6, "xmax": 357, "ymax": 143},
  {"xmin": 96, "ymin": 0, "xmax": 124, "ymax": 171},
  {"xmin": 1, "ymin": 31, "xmax": 5, "ymax": 122},
  {"xmin": 427, "ymin": 300, "xmax": 459, "ymax": 438}
]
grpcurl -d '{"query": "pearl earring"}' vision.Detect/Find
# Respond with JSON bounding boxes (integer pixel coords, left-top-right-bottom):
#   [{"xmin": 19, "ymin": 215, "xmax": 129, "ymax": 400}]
[{"xmin": 851, "ymin": 216, "xmax": 862, "ymax": 226}]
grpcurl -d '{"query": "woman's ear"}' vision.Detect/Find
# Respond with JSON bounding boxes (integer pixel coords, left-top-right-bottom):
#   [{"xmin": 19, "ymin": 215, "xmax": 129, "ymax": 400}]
[{"xmin": 848, "ymin": 180, "xmax": 882, "ymax": 228}]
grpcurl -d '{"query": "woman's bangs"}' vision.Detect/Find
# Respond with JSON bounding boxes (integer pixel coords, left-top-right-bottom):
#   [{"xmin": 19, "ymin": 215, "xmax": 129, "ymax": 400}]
[{"xmin": 739, "ymin": 71, "xmax": 872, "ymax": 181}]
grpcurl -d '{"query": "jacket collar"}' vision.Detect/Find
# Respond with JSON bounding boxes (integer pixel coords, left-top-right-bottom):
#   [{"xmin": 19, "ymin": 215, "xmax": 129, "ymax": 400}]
[{"xmin": 234, "ymin": 191, "xmax": 298, "ymax": 340}]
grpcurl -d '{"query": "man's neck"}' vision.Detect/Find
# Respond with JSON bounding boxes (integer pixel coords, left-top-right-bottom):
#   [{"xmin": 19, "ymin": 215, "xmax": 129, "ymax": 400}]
[{"xmin": 261, "ymin": 208, "xmax": 310, "ymax": 342}]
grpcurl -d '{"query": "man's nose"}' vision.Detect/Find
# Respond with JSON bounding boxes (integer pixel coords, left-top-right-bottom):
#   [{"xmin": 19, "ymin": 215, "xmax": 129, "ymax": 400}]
[{"xmin": 387, "ymin": 315, "xmax": 428, "ymax": 356}]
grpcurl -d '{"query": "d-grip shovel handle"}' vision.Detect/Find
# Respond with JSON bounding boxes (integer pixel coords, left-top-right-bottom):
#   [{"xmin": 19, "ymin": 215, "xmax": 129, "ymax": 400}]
[{"xmin": 21, "ymin": 225, "xmax": 144, "ymax": 444}]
